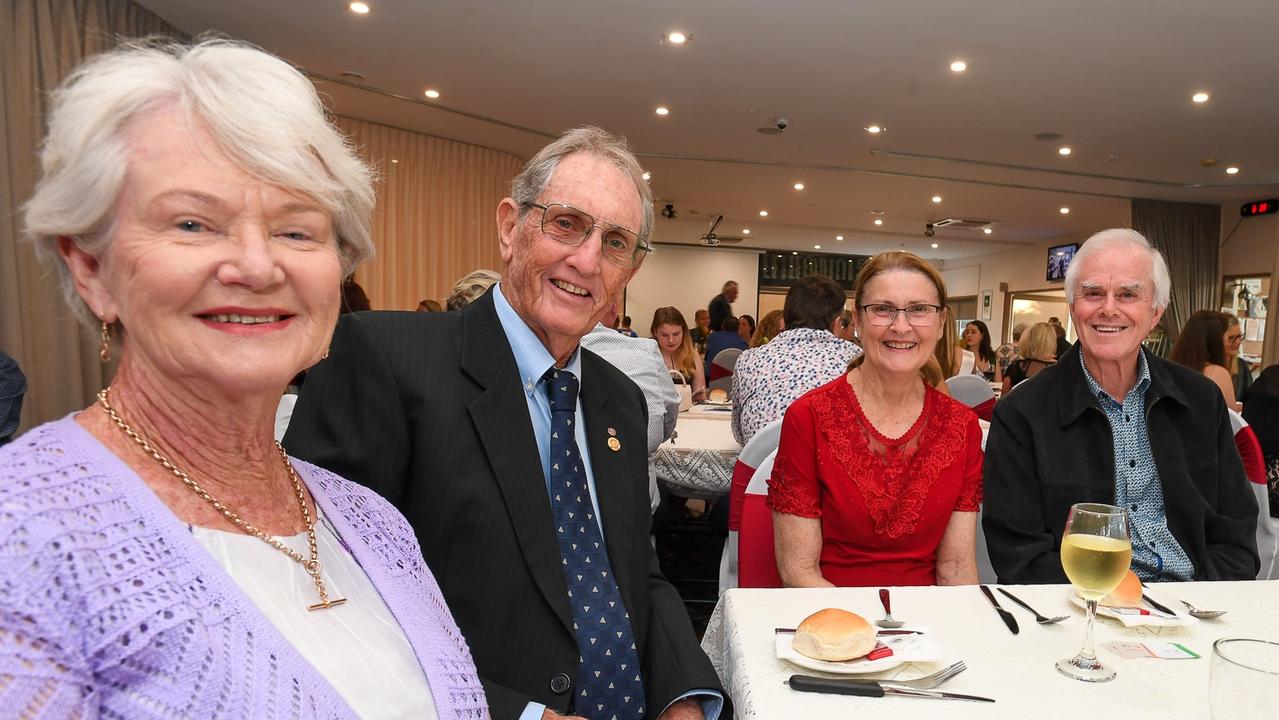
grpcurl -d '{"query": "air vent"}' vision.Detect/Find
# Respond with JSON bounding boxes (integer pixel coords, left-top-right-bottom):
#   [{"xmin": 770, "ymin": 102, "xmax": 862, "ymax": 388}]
[{"xmin": 931, "ymin": 217, "xmax": 994, "ymax": 230}]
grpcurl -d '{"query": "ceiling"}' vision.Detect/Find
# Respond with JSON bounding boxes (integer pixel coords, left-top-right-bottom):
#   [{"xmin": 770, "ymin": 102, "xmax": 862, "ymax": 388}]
[{"xmin": 139, "ymin": 0, "xmax": 1279, "ymax": 261}]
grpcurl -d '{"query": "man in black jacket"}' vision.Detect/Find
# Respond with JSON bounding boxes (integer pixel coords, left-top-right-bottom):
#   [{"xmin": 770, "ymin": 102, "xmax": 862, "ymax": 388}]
[
  {"xmin": 707, "ymin": 281, "xmax": 737, "ymax": 333},
  {"xmin": 984, "ymin": 228, "xmax": 1258, "ymax": 583}
]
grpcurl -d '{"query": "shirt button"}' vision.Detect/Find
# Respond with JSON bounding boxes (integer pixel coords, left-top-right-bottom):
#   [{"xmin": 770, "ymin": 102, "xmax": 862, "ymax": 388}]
[
  {"xmin": 1129, "ymin": 459, "xmax": 1136, "ymax": 468},
  {"xmin": 1131, "ymin": 504, "xmax": 1138, "ymax": 511},
  {"xmin": 1125, "ymin": 415, "xmax": 1131, "ymax": 422}
]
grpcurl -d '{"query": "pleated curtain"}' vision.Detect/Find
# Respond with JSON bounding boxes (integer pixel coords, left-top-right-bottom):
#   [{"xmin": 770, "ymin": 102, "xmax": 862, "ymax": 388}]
[{"xmin": 1131, "ymin": 198, "xmax": 1222, "ymax": 341}]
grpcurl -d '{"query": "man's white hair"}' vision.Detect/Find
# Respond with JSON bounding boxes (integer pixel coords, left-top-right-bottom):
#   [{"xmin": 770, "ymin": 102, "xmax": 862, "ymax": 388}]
[
  {"xmin": 22, "ymin": 36, "xmax": 376, "ymax": 327},
  {"xmin": 1064, "ymin": 228, "xmax": 1171, "ymax": 310}
]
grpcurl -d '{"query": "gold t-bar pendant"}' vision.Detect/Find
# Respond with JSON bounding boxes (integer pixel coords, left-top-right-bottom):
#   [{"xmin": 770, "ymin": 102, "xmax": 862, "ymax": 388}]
[{"xmin": 307, "ymin": 597, "xmax": 349, "ymax": 612}]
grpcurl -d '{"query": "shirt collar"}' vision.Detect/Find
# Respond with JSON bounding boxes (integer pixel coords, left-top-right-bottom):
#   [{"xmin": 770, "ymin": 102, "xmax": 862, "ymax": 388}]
[
  {"xmin": 492, "ymin": 282, "xmax": 581, "ymax": 396},
  {"xmin": 1078, "ymin": 346, "xmax": 1151, "ymax": 405}
]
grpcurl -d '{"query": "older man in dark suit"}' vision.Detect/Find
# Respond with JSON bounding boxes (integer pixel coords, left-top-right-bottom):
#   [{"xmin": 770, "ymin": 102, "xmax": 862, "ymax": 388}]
[{"xmin": 286, "ymin": 127, "xmax": 722, "ymax": 720}]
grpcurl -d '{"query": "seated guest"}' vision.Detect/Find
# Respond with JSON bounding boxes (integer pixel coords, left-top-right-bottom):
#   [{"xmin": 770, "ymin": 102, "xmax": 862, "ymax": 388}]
[
  {"xmin": 653, "ymin": 306, "xmax": 708, "ymax": 402},
  {"xmin": 1048, "ymin": 317, "xmax": 1071, "ymax": 358},
  {"xmin": 1244, "ymin": 365, "xmax": 1279, "ymax": 517},
  {"xmin": 417, "ymin": 298, "xmax": 444, "ymax": 312},
  {"xmin": 1222, "ymin": 313, "xmax": 1252, "ymax": 404},
  {"xmin": 731, "ymin": 274, "xmax": 861, "ymax": 445},
  {"xmin": 738, "ymin": 314, "xmax": 756, "ymax": 344},
  {"xmin": 1001, "ymin": 322, "xmax": 1057, "ymax": 395},
  {"xmin": 690, "ymin": 308, "xmax": 711, "ymax": 355},
  {"xmin": 0, "ymin": 350, "xmax": 25, "ymax": 446},
  {"xmin": 835, "ymin": 308, "xmax": 857, "ymax": 343},
  {"xmin": 984, "ymin": 228, "xmax": 1259, "ymax": 583},
  {"xmin": 581, "ymin": 320, "xmax": 680, "ymax": 513},
  {"xmin": 617, "ymin": 314, "xmax": 639, "ymax": 337},
  {"xmin": 963, "ymin": 320, "xmax": 997, "ymax": 381},
  {"xmin": 1169, "ymin": 310, "xmax": 1242, "ymax": 411},
  {"xmin": 445, "ymin": 268, "xmax": 500, "ymax": 310},
  {"xmin": 993, "ymin": 322, "xmax": 1026, "ymax": 383},
  {"xmin": 769, "ymin": 253, "xmax": 982, "ymax": 587},
  {"xmin": 1, "ymin": 39, "xmax": 484, "ymax": 718},
  {"xmin": 934, "ymin": 318, "xmax": 969, "ymax": 378},
  {"xmin": 704, "ymin": 315, "xmax": 749, "ymax": 382},
  {"xmin": 750, "ymin": 309, "xmax": 785, "ymax": 347}
]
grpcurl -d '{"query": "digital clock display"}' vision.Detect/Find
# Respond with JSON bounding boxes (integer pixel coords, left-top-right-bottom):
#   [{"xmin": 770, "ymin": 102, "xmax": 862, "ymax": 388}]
[{"xmin": 1241, "ymin": 199, "xmax": 1279, "ymax": 217}]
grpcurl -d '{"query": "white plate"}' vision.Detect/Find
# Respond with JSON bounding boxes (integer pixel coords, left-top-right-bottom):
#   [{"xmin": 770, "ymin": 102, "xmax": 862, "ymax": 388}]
[
  {"xmin": 1067, "ymin": 589, "xmax": 1196, "ymax": 628},
  {"xmin": 774, "ymin": 629, "xmax": 944, "ymax": 675}
]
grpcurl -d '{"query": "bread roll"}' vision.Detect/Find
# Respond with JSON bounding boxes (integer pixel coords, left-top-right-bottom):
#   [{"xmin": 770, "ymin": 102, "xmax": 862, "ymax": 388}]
[
  {"xmin": 791, "ymin": 609, "xmax": 877, "ymax": 661},
  {"xmin": 1102, "ymin": 569, "xmax": 1142, "ymax": 607},
  {"xmin": 708, "ymin": 388, "xmax": 729, "ymax": 403}
]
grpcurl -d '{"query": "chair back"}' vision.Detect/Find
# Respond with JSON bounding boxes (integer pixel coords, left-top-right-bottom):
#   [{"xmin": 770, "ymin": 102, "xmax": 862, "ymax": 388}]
[
  {"xmin": 739, "ymin": 451, "xmax": 783, "ymax": 588},
  {"xmin": 1232, "ymin": 408, "xmax": 1278, "ymax": 579},
  {"xmin": 709, "ymin": 348, "xmax": 742, "ymax": 382},
  {"xmin": 946, "ymin": 374, "xmax": 996, "ymax": 410},
  {"xmin": 720, "ymin": 420, "xmax": 783, "ymax": 593},
  {"xmin": 957, "ymin": 349, "xmax": 976, "ymax": 377}
]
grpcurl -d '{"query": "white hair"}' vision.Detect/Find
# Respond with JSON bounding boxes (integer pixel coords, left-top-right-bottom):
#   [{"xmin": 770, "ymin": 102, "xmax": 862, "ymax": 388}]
[
  {"xmin": 1064, "ymin": 228, "xmax": 1171, "ymax": 310},
  {"xmin": 510, "ymin": 126, "xmax": 654, "ymax": 242},
  {"xmin": 21, "ymin": 36, "xmax": 376, "ymax": 327}
]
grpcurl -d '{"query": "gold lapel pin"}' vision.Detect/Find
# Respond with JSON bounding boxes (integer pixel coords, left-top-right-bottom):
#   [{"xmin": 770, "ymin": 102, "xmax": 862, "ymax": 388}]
[{"xmin": 607, "ymin": 437, "xmax": 621, "ymax": 452}]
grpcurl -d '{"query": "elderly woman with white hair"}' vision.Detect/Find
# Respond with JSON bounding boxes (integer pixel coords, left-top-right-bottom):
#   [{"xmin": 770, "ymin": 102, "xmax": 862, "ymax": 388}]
[{"xmin": 0, "ymin": 39, "xmax": 486, "ymax": 718}]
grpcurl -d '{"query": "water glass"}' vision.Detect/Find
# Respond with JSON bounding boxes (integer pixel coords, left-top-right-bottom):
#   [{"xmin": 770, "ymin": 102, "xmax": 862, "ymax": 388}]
[{"xmin": 1210, "ymin": 637, "xmax": 1279, "ymax": 718}]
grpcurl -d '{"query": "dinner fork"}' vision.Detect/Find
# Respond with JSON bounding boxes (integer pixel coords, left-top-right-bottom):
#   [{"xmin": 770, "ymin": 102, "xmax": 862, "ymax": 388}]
[{"xmin": 880, "ymin": 660, "xmax": 968, "ymax": 690}]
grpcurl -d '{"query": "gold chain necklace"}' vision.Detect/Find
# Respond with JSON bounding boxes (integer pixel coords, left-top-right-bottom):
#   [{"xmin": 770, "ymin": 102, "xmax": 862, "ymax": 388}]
[{"xmin": 97, "ymin": 388, "xmax": 347, "ymax": 611}]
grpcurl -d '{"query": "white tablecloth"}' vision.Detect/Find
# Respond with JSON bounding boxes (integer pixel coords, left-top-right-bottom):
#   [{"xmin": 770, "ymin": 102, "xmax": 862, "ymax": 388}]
[
  {"xmin": 655, "ymin": 412, "xmax": 740, "ymax": 499},
  {"xmin": 702, "ymin": 581, "xmax": 1279, "ymax": 719}
]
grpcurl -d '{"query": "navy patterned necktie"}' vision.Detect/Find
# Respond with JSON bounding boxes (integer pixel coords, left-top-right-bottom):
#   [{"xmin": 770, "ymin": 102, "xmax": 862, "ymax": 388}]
[{"xmin": 543, "ymin": 368, "xmax": 645, "ymax": 720}]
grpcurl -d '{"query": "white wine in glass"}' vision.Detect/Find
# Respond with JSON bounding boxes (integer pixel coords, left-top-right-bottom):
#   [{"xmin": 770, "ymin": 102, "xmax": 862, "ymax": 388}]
[{"xmin": 1057, "ymin": 503, "xmax": 1132, "ymax": 682}]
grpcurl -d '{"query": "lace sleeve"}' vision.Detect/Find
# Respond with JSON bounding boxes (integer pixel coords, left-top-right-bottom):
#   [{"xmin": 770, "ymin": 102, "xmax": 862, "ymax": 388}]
[
  {"xmin": 766, "ymin": 399, "xmax": 821, "ymax": 518},
  {"xmin": 955, "ymin": 417, "xmax": 984, "ymax": 512}
]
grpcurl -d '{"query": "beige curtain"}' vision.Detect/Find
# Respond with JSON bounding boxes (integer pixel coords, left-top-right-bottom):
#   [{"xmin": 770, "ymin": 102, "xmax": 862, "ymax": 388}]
[
  {"xmin": 1, "ymin": 0, "xmax": 183, "ymax": 432},
  {"xmin": 333, "ymin": 117, "xmax": 524, "ymax": 311},
  {"xmin": 1131, "ymin": 198, "xmax": 1221, "ymax": 341}
]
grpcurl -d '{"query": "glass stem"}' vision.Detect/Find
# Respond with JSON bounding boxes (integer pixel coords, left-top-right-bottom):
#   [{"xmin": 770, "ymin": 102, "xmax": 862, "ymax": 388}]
[{"xmin": 1080, "ymin": 598, "xmax": 1099, "ymax": 661}]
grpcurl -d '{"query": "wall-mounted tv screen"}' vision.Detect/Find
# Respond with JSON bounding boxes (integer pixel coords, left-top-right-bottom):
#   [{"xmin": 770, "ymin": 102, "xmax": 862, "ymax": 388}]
[{"xmin": 1047, "ymin": 243, "xmax": 1078, "ymax": 282}]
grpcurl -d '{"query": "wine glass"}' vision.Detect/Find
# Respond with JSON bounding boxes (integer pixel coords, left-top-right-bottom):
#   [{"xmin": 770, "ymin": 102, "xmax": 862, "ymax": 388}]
[{"xmin": 1056, "ymin": 502, "xmax": 1132, "ymax": 682}]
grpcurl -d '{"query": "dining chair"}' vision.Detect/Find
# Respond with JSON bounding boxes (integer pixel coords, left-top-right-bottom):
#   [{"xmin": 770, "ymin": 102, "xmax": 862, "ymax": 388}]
[
  {"xmin": 719, "ymin": 420, "xmax": 783, "ymax": 594},
  {"xmin": 945, "ymin": 374, "xmax": 997, "ymax": 421},
  {"xmin": 738, "ymin": 450, "xmax": 783, "ymax": 588},
  {"xmin": 1230, "ymin": 408, "xmax": 1278, "ymax": 579},
  {"xmin": 708, "ymin": 348, "xmax": 743, "ymax": 393}
]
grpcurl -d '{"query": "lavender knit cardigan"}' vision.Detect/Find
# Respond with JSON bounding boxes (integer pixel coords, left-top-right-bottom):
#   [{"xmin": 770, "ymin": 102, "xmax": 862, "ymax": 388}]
[{"xmin": 0, "ymin": 417, "xmax": 488, "ymax": 719}]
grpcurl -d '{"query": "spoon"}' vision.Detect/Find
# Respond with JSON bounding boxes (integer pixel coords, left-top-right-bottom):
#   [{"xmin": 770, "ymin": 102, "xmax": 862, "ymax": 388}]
[
  {"xmin": 876, "ymin": 588, "xmax": 905, "ymax": 628},
  {"xmin": 1181, "ymin": 599, "xmax": 1227, "ymax": 620}
]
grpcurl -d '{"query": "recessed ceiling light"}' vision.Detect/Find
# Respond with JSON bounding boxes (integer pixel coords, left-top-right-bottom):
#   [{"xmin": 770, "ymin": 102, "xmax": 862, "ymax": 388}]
[
  {"xmin": 423, "ymin": 89, "xmax": 440, "ymax": 99},
  {"xmin": 742, "ymin": 229, "xmax": 751, "ymax": 235},
  {"xmin": 836, "ymin": 235, "xmax": 844, "ymax": 241},
  {"xmin": 1226, "ymin": 166, "xmax": 1240, "ymax": 175},
  {"xmin": 865, "ymin": 125, "xmax": 883, "ymax": 134},
  {"xmin": 641, "ymin": 172, "xmax": 651, "ymax": 181},
  {"xmin": 983, "ymin": 227, "xmax": 992, "ymax": 234},
  {"xmin": 1192, "ymin": 91, "xmax": 1210, "ymax": 104},
  {"xmin": 793, "ymin": 183, "xmax": 805, "ymax": 190},
  {"xmin": 792, "ymin": 251, "xmax": 798, "ymax": 255},
  {"xmin": 349, "ymin": 2, "xmax": 370, "ymax": 13},
  {"xmin": 759, "ymin": 210, "xmax": 769, "ymax": 217},
  {"xmin": 390, "ymin": 158, "xmax": 398, "ymax": 164},
  {"xmin": 950, "ymin": 60, "xmax": 968, "ymax": 73},
  {"xmin": 1058, "ymin": 146, "xmax": 1072, "ymax": 156},
  {"xmin": 666, "ymin": 31, "xmax": 688, "ymax": 44},
  {"xmin": 1059, "ymin": 207, "xmax": 1070, "ymax": 214},
  {"xmin": 655, "ymin": 106, "xmax": 670, "ymax": 116},
  {"xmin": 931, "ymin": 195, "xmax": 942, "ymax": 203},
  {"xmin": 814, "ymin": 245, "xmax": 821, "ymax": 250},
  {"xmin": 873, "ymin": 218, "xmax": 883, "ymax": 226},
  {"xmin": 931, "ymin": 243, "xmax": 939, "ymax": 249}
]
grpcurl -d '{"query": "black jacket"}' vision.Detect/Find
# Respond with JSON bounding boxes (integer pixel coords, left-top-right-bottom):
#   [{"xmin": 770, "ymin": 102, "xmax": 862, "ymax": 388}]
[
  {"xmin": 285, "ymin": 290, "xmax": 722, "ymax": 719},
  {"xmin": 983, "ymin": 343, "xmax": 1259, "ymax": 583}
]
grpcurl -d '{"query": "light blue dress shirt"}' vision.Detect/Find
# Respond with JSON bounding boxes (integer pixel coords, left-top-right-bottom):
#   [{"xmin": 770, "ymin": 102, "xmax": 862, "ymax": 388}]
[
  {"xmin": 1079, "ymin": 351, "xmax": 1194, "ymax": 581},
  {"xmin": 493, "ymin": 285, "xmax": 722, "ymax": 720}
]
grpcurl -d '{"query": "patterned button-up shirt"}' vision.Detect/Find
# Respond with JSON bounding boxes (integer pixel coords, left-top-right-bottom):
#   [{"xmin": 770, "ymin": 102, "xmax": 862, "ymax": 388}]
[
  {"xmin": 1079, "ymin": 351, "xmax": 1194, "ymax": 581},
  {"xmin": 730, "ymin": 328, "xmax": 861, "ymax": 445}
]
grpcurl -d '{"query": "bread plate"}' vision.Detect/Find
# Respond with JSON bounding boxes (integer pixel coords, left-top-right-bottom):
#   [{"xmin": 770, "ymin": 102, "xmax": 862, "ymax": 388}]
[{"xmin": 775, "ymin": 628, "xmax": 943, "ymax": 675}]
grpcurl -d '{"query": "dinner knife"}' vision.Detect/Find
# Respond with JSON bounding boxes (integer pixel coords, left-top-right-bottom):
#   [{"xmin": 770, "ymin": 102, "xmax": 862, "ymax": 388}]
[
  {"xmin": 979, "ymin": 585, "xmax": 1020, "ymax": 634},
  {"xmin": 1141, "ymin": 592, "xmax": 1177, "ymax": 616},
  {"xmin": 787, "ymin": 675, "xmax": 995, "ymax": 703}
]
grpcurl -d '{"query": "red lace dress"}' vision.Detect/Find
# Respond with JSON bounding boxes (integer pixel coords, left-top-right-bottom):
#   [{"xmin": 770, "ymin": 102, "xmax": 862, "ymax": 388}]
[{"xmin": 767, "ymin": 376, "xmax": 983, "ymax": 586}]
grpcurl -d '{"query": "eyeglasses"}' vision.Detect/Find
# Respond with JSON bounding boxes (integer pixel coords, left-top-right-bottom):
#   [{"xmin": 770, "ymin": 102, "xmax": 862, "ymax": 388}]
[
  {"xmin": 859, "ymin": 303, "xmax": 943, "ymax": 326},
  {"xmin": 521, "ymin": 202, "xmax": 652, "ymax": 269},
  {"xmin": 1226, "ymin": 333, "xmax": 1243, "ymax": 343}
]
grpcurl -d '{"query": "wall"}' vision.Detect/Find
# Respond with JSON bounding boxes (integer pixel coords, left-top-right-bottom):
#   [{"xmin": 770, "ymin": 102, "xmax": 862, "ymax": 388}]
[
  {"xmin": 624, "ymin": 244, "xmax": 761, "ymax": 336},
  {"xmin": 1220, "ymin": 209, "xmax": 1278, "ymax": 279}
]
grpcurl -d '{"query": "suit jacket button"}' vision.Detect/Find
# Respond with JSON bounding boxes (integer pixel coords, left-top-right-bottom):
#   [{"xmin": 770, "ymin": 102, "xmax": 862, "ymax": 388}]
[{"xmin": 550, "ymin": 672, "xmax": 572, "ymax": 695}]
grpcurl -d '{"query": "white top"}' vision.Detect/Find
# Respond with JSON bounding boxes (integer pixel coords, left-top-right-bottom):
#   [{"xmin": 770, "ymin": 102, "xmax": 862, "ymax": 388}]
[{"xmin": 192, "ymin": 512, "xmax": 437, "ymax": 720}]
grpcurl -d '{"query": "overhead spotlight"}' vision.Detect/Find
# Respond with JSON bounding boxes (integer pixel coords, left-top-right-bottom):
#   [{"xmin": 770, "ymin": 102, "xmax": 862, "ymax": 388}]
[
  {"xmin": 931, "ymin": 242, "xmax": 939, "ymax": 249},
  {"xmin": 983, "ymin": 227, "xmax": 993, "ymax": 234},
  {"xmin": 950, "ymin": 60, "xmax": 968, "ymax": 73},
  {"xmin": 349, "ymin": 1, "xmax": 370, "ymax": 13},
  {"xmin": 836, "ymin": 235, "xmax": 844, "ymax": 241},
  {"xmin": 1059, "ymin": 207, "xmax": 1070, "ymax": 214},
  {"xmin": 873, "ymin": 218, "xmax": 883, "ymax": 226},
  {"xmin": 1226, "ymin": 166, "xmax": 1240, "ymax": 175},
  {"xmin": 666, "ymin": 31, "xmax": 688, "ymax": 44},
  {"xmin": 655, "ymin": 106, "xmax": 670, "ymax": 116},
  {"xmin": 641, "ymin": 171, "xmax": 652, "ymax": 181},
  {"xmin": 1058, "ymin": 146, "xmax": 1072, "ymax": 156},
  {"xmin": 424, "ymin": 89, "xmax": 441, "ymax": 98},
  {"xmin": 932, "ymin": 195, "xmax": 942, "ymax": 203},
  {"xmin": 814, "ymin": 245, "xmax": 821, "ymax": 250},
  {"xmin": 793, "ymin": 183, "xmax": 805, "ymax": 190},
  {"xmin": 660, "ymin": 203, "xmax": 677, "ymax": 219},
  {"xmin": 759, "ymin": 210, "xmax": 769, "ymax": 217},
  {"xmin": 1192, "ymin": 91, "xmax": 1210, "ymax": 103},
  {"xmin": 865, "ymin": 125, "xmax": 883, "ymax": 134},
  {"xmin": 792, "ymin": 251, "xmax": 798, "ymax": 255}
]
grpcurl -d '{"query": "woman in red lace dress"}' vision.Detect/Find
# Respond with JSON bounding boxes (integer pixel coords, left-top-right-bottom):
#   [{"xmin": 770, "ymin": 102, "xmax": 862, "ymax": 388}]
[{"xmin": 769, "ymin": 251, "xmax": 982, "ymax": 587}]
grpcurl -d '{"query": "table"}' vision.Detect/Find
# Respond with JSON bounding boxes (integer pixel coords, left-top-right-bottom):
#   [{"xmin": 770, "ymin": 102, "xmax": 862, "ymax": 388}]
[
  {"xmin": 701, "ymin": 581, "xmax": 1279, "ymax": 719},
  {"xmin": 654, "ymin": 408, "xmax": 740, "ymax": 499}
]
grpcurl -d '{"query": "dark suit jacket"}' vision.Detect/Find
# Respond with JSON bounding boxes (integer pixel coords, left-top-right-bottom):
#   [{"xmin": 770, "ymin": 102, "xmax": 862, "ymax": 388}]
[
  {"xmin": 285, "ymin": 291, "xmax": 721, "ymax": 719},
  {"xmin": 983, "ymin": 344, "xmax": 1259, "ymax": 583}
]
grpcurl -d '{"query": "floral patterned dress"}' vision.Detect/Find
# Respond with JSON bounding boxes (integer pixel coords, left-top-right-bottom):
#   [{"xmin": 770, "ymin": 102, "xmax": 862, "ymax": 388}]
[{"xmin": 768, "ymin": 376, "xmax": 983, "ymax": 586}]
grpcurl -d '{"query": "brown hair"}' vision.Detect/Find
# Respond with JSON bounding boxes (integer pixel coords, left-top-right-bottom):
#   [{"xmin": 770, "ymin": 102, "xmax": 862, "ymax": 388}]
[
  {"xmin": 1169, "ymin": 310, "xmax": 1229, "ymax": 372},
  {"xmin": 751, "ymin": 309, "xmax": 785, "ymax": 347},
  {"xmin": 783, "ymin": 274, "xmax": 848, "ymax": 330},
  {"xmin": 846, "ymin": 251, "xmax": 949, "ymax": 375},
  {"xmin": 651, "ymin": 306, "xmax": 697, "ymax": 379}
]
